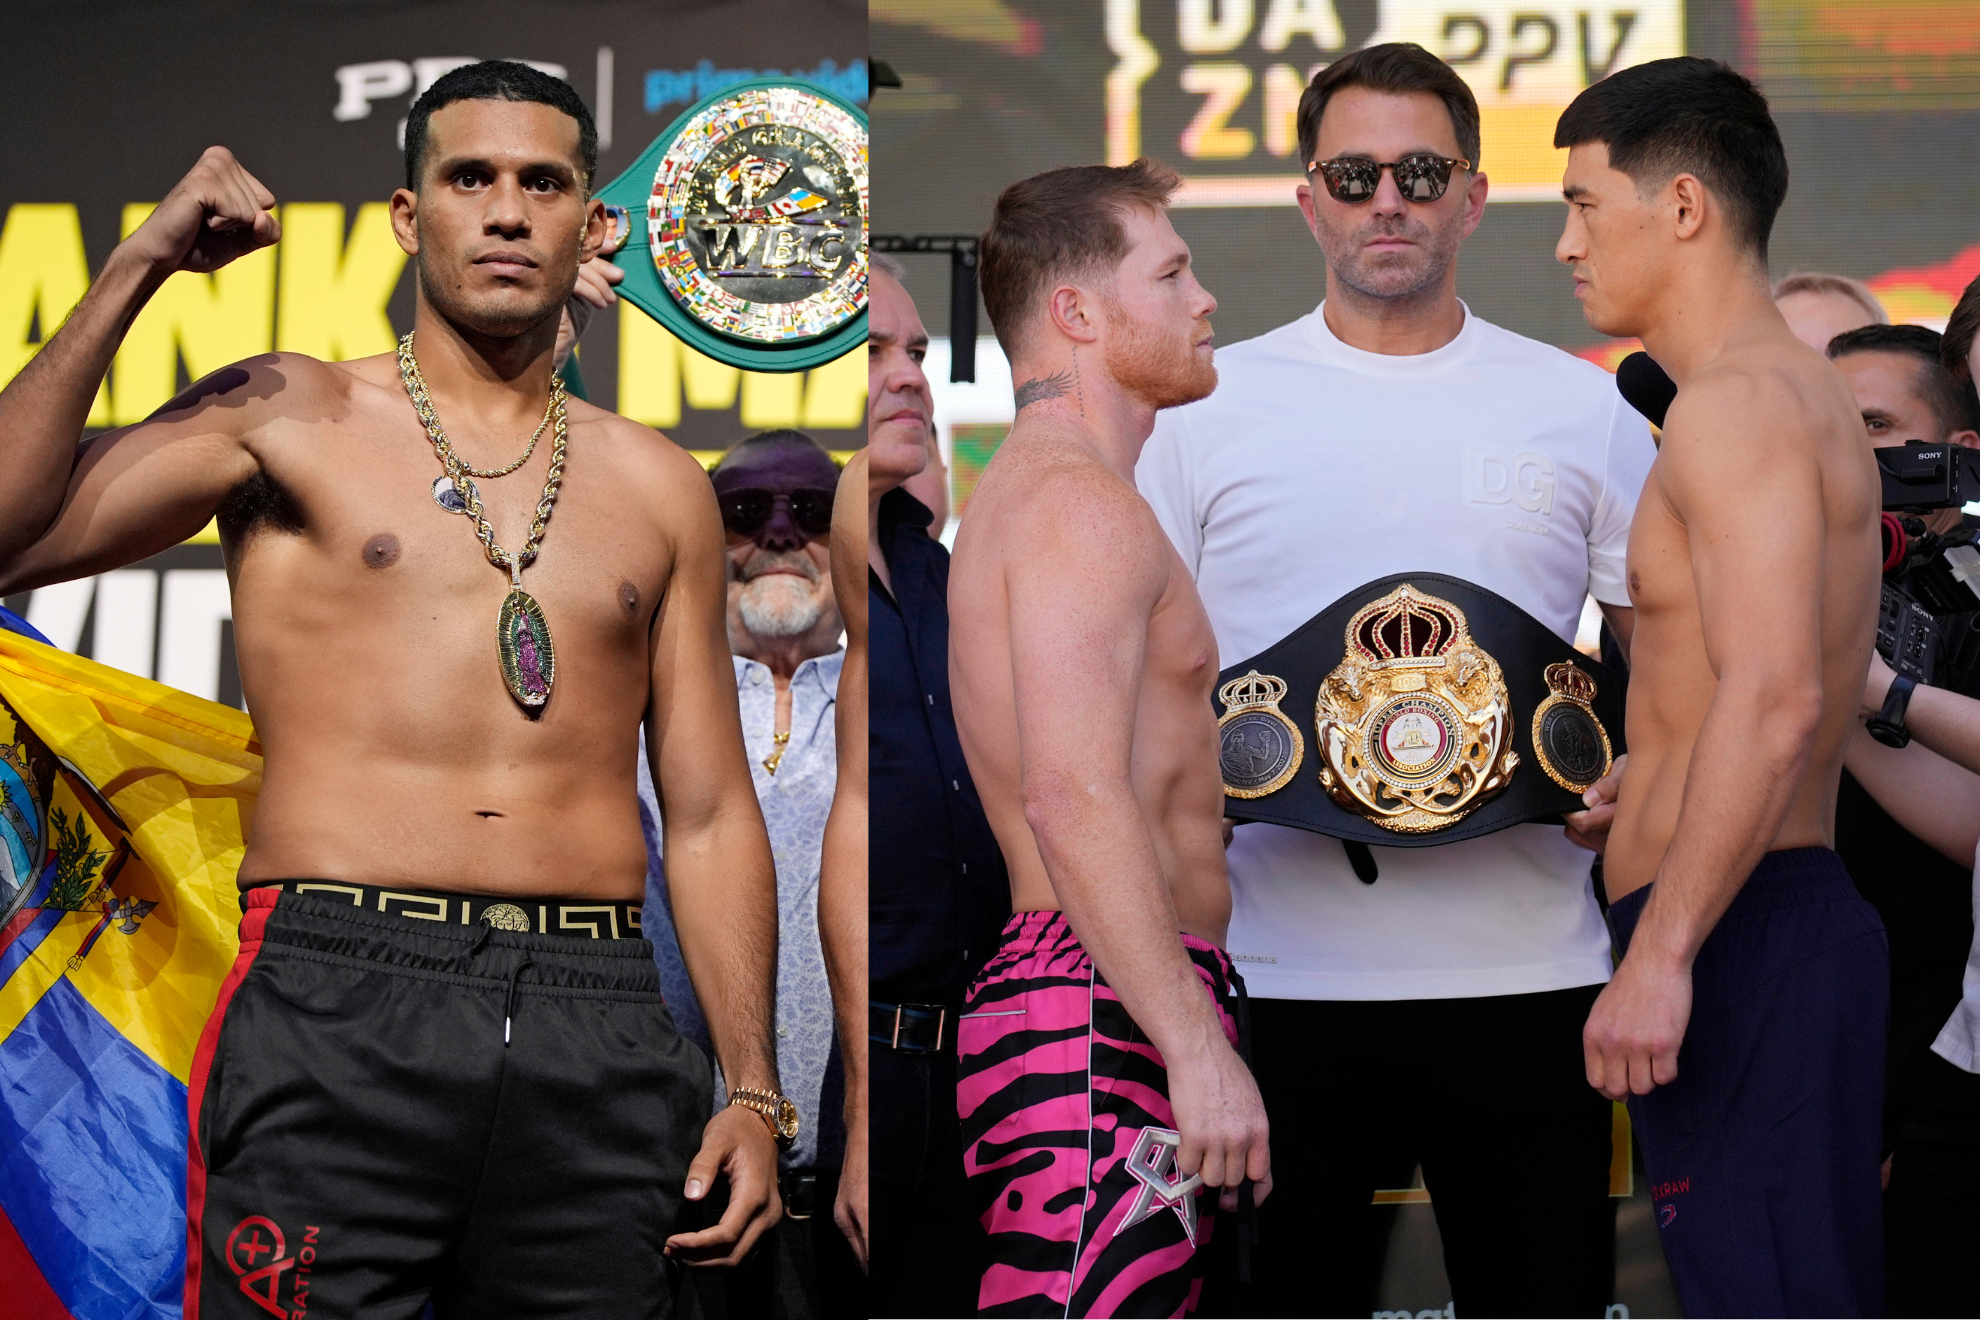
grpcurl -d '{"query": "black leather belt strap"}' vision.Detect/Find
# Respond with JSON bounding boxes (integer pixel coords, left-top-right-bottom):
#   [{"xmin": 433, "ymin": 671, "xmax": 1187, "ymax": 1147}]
[
  {"xmin": 1217, "ymin": 572, "xmax": 1626, "ymax": 848},
  {"xmin": 780, "ymin": 1168, "xmax": 838, "ymax": 1220},
  {"xmin": 869, "ymin": 1000, "xmax": 950, "ymax": 1053}
]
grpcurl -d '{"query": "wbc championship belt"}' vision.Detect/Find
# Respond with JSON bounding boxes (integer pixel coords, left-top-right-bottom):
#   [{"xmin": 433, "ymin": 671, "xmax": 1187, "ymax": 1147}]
[
  {"xmin": 1215, "ymin": 574, "xmax": 1623, "ymax": 848},
  {"xmin": 594, "ymin": 76, "xmax": 867, "ymax": 372}
]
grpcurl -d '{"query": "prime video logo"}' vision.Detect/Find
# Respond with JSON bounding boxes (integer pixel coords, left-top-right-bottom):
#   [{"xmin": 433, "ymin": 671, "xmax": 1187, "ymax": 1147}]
[{"xmin": 644, "ymin": 58, "xmax": 868, "ymax": 114}]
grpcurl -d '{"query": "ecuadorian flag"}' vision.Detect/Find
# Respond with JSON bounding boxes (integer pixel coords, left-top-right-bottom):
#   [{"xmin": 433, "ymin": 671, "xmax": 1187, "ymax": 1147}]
[{"xmin": 0, "ymin": 626, "xmax": 256, "ymax": 1318}]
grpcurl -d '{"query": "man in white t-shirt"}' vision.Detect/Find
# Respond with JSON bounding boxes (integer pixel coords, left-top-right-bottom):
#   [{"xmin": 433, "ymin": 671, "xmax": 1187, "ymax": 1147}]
[{"xmin": 1136, "ymin": 43, "xmax": 1652, "ymax": 1318}]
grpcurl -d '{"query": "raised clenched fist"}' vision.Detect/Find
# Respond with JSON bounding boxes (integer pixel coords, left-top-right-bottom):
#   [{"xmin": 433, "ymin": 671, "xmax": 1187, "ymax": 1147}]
[{"xmin": 118, "ymin": 146, "xmax": 281, "ymax": 278}]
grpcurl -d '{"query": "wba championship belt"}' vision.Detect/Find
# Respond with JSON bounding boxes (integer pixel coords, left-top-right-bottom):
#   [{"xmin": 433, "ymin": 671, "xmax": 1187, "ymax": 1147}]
[
  {"xmin": 594, "ymin": 76, "xmax": 867, "ymax": 373},
  {"xmin": 1215, "ymin": 574, "xmax": 1624, "ymax": 848}
]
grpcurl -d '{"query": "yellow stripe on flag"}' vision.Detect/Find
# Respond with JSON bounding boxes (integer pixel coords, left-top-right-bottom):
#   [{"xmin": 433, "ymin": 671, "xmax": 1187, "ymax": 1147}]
[{"xmin": 0, "ymin": 630, "xmax": 257, "ymax": 1081}]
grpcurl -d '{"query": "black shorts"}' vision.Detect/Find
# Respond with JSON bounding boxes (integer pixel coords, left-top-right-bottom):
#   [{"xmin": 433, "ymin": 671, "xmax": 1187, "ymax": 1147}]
[
  {"xmin": 185, "ymin": 884, "xmax": 713, "ymax": 1319},
  {"xmin": 1610, "ymin": 848, "xmax": 1888, "ymax": 1318}
]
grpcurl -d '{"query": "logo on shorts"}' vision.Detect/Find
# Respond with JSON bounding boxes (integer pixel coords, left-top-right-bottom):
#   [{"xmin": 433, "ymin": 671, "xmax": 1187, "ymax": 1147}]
[
  {"xmin": 1114, "ymin": 1126, "xmax": 1205, "ymax": 1246},
  {"xmin": 224, "ymin": 1216, "xmax": 321, "ymax": 1317},
  {"xmin": 1650, "ymin": 1176, "xmax": 1689, "ymax": 1231},
  {"xmin": 479, "ymin": 902, "xmax": 532, "ymax": 932}
]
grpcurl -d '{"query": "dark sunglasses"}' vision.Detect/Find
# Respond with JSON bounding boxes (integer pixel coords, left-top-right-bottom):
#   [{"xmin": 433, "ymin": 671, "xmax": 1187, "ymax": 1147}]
[
  {"xmin": 1306, "ymin": 153, "xmax": 1471, "ymax": 204},
  {"xmin": 719, "ymin": 487, "xmax": 835, "ymax": 539}
]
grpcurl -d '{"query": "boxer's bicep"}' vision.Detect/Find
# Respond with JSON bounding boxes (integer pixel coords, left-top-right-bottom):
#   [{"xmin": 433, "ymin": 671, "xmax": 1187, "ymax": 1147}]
[
  {"xmin": 830, "ymin": 454, "xmax": 867, "ymax": 647},
  {"xmin": 0, "ymin": 360, "xmax": 269, "ymax": 593},
  {"xmin": 1005, "ymin": 489, "xmax": 1166, "ymax": 828},
  {"xmin": 1662, "ymin": 385, "xmax": 1828, "ymax": 702},
  {"xmin": 646, "ymin": 450, "xmax": 759, "ymax": 840}
]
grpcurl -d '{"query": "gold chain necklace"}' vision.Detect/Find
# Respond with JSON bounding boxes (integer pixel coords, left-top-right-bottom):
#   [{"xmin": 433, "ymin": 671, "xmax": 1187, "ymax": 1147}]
[
  {"xmin": 398, "ymin": 330, "xmax": 568, "ymax": 709},
  {"xmin": 763, "ymin": 730, "xmax": 792, "ymax": 776}
]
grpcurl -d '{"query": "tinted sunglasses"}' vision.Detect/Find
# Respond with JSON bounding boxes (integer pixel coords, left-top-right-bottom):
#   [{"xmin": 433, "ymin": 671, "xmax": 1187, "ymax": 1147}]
[
  {"xmin": 719, "ymin": 487, "xmax": 835, "ymax": 538},
  {"xmin": 1306, "ymin": 153, "xmax": 1471, "ymax": 204}
]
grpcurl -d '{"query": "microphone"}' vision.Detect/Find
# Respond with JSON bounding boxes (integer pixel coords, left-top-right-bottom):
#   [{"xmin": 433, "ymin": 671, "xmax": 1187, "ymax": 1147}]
[{"xmin": 1616, "ymin": 352, "xmax": 1677, "ymax": 429}]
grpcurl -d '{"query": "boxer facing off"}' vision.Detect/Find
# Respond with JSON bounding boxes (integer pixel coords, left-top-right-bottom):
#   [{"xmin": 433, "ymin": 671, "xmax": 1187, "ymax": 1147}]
[
  {"xmin": 0, "ymin": 61, "xmax": 783, "ymax": 1316},
  {"xmin": 948, "ymin": 159, "xmax": 1270, "ymax": 1318},
  {"xmin": 1557, "ymin": 58, "xmax": 1887, "ymax": 1316}
]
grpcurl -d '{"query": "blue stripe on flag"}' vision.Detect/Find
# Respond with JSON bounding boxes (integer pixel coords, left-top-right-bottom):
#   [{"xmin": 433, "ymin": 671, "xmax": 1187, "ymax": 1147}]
[
  {"xmin": 0, "ymin": 859, "xmax": 64, "ymax": 987},
  {"xmin": 0, "ymin": 978, "xmax": 187, "ymax": 1320}
]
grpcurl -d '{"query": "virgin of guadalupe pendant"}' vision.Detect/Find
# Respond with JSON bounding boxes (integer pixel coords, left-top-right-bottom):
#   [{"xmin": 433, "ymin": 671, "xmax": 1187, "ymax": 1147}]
[{"xmin": 497, "ymin": 590, "xmax": 555, "ymax": 708}]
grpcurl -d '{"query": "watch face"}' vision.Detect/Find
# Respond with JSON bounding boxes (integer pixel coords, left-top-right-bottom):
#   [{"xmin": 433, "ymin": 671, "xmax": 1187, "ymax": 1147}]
[{"xmin": 776, "ymin": 1096, "xmax": 800, "ymax": 1139}]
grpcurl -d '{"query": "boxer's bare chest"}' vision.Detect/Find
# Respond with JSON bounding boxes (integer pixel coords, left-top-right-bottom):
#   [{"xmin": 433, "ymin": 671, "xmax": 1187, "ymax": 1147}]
[{"xmin": 224, "ymin": 378, "xmax": 672, "ymax": 740}]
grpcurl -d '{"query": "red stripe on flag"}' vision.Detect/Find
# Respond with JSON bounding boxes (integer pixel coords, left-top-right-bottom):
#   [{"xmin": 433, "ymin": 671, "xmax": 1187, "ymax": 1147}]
[
  {"xmin": 183, "ymin": 888, "xmax": 275, "ymax": 1320},
  {"xmin": 0, "ymin": 1204, "xmax": 76, "ymax": 1320}
]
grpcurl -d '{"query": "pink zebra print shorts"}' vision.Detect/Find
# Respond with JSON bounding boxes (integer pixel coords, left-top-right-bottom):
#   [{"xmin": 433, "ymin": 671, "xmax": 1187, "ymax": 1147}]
[{"xmin": 956, "ymin": 910, "xmax": 1241, "ymax": 1318}]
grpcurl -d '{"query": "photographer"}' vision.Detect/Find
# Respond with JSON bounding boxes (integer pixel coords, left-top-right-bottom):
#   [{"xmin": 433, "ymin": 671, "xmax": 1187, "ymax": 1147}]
[
  {"xmin": 1845, "ymin": 656, "xmax": 1980, "ymax": 1315},
  {"xmin": 1831, "ymin": 321, "xmax": 1980, "ymax": 1314}
]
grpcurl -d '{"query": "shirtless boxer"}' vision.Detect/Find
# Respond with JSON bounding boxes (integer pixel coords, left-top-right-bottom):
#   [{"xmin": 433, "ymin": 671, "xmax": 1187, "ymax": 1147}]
[
  {"xmin": 1555, "ymin": 58, "xmax": 1887, "ymax": 1316},
  {"xmin": 948, "ymin": 158, "xmax": 1269, "ymax": 1319},
  {"xmin": 822, "ymin": 449, "xmax": 869, "ymax": 1270},
  {"xmin": 0, "ymin": 61, "xmax": 782, "ymax": 1316}
]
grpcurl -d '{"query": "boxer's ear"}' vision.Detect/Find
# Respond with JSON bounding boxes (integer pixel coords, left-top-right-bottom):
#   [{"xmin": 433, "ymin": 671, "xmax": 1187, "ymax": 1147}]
[
  {"xmin": 390, "ymin": 187, "xmax": 421, "ymax": 256},
  {"xmin": 1044, "ymin": 283, "xmax": 1100, "ymax": 345},
  {"xmin": 1668, "ymin": 173, "xmax": 1709, "ymax": 243}
]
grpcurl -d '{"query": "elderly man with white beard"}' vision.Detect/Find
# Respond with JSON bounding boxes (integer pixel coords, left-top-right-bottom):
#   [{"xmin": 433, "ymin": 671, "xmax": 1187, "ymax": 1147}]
[{"xmin": 636, "ymin": 428, "xmax": 860, "ymax": 1320}]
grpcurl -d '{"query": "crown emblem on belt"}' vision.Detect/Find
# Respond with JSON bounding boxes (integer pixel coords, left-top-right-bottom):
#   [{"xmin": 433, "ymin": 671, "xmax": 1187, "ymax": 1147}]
[
  {"xmin": 1315, "ymin": 584, "xmax": 1518, "ymax": 832},
  {"xmin": 1217, "ymin": 670, "xmax": 1304, "ymax": 799}
]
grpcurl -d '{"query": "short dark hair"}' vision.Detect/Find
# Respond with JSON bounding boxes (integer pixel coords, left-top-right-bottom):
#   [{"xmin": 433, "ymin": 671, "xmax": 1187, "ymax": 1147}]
[
  {"xmin": 1944, "ymin": 272, "xmax": 1980, "ymax": 388},
  {"xmin": 1828, "ymin": 323, "xmax": 1980, "ymax": 437},
  {"xmin": 979, "ymin": 158, "xmax": 1181, "ymax": 354},
  {"xmin": 1554, "ymin": 57, "xmax": 1787, "ymax": 261},
  {"xmin": 404, "ymin": 60, "xmax": 597, "ymax": 194},
  {"xmin": 1296, "ymin": 43, "xmax": 1481, "ymax": 173}
]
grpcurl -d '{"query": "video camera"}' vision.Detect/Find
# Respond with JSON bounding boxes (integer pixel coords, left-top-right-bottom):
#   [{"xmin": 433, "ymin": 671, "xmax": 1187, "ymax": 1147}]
[{"xmin": 1875, "ymin": 442, "xmax": 1980, "ymax": 689}]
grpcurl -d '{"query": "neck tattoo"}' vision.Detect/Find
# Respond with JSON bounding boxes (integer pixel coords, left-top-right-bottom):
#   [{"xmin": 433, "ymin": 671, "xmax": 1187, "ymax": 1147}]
[
  {"xmin": 398, "ymin": 330, "xmax": 568, "ymax": 711},
  {"xmin": 1013, "ymin": 368, "xmax": 1073, "ymax": 411}
]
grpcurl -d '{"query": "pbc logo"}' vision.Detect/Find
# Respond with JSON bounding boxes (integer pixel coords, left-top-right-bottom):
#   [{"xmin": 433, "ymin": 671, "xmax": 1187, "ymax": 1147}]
[{"xmin": 224, "ymin": 1216, "xmax": 320, "ymax": 1318}]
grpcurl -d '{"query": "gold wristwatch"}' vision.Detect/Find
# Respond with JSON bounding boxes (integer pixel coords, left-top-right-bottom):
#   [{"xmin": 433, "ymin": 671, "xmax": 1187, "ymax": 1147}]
[{"xmin": 729, "ymin": 1086, "xmax": 799, "ymax": 1149}]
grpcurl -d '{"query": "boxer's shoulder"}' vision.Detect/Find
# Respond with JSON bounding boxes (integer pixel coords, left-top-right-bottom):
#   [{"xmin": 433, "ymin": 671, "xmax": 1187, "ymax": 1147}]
[{"xmin": 1662, "ymin": 342, "xmax": 1846, "ymax": 456}]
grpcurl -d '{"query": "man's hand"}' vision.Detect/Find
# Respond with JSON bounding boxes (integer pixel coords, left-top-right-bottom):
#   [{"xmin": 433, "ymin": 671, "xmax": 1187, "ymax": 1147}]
[
  {"xmin": 1582, "ymin": 948, "xmax": 1692, "ymax": 1100},
  {"xmin": 1862, "ymin": 649, "xmax": 1897, "ymax": 720},
  {"xmin": 119, "ymin": 147, "xmax": 280, "ymax": 277},
  {"xmin": 572, "ymin": 254, "xmax": 624, "ymax": 310},
  {"xmin": 663, "ymin": 1104, "xmax": 782, "ymax": 1266},
  {"xmin": 554, "ymin": 257, "xmax": 627, "ymax": 370},
  {"xmin": 835, "ymin": 1108, "xmax": 869, "ymax": 1271},
  {"xmin": 1167, "ymin": 1039, "xmax": 1272, "ymax": 1213},
  {"xmin": 1563, "ymin": 753, "xmax": 1627, "ymax": 853}
]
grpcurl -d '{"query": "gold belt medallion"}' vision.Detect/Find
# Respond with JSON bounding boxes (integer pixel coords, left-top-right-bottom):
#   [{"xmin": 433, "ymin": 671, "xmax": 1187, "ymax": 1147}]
[
  {"xmin": 1315, "ymin": 584, "xmax": 1519, "ymax": 833},
  {"xmin": 1218, "ymin": 670, "xmax": 1304, "ymax": 799},
  {"xmin": 1531, "ymin": 662, "xmax": 1613, "ymax": 792}
]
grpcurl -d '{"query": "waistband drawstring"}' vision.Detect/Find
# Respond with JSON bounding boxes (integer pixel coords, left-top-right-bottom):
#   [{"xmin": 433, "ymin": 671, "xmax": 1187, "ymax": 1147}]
[
  {"xmin": 504, "ymin": 956, "xmax": 533, "ymax": 1046},
  {"xmin": 467, "ymin": 919, "xmax": 528, "ymax": 1045}
]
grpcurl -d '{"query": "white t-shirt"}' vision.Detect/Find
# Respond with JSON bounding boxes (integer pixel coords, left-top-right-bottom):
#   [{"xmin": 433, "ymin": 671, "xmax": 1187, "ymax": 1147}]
[
  {"xmin": 1137, "ymin": 302, "xmax": 1655, "ymax": 1000},
  {"xmin": 1932, "ymin": 844, "xmax": 1980, "ymax": 1073}
]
